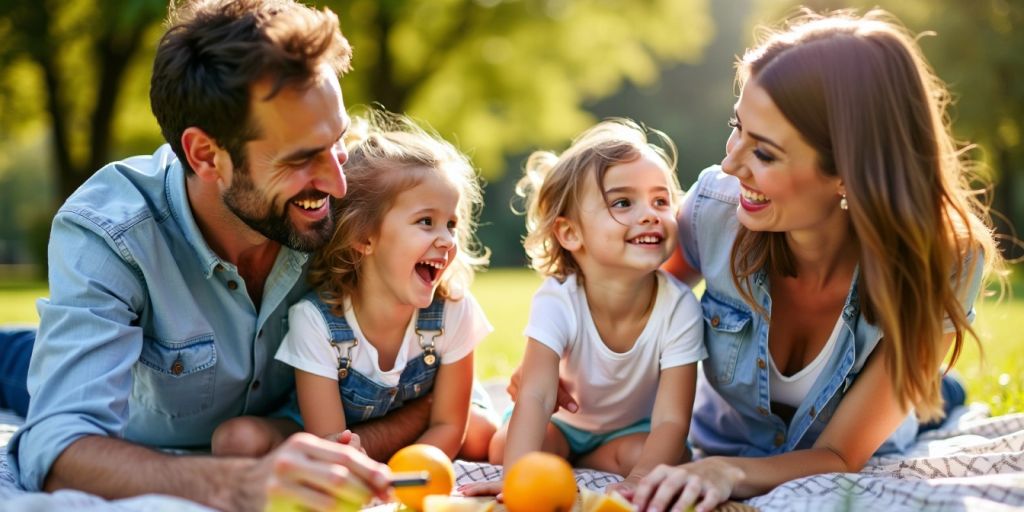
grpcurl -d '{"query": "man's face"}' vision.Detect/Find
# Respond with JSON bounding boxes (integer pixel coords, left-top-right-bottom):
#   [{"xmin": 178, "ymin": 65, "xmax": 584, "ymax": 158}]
[{"xmin": 223, "ymin": 67, "xmax": 350, "ymax": 252}]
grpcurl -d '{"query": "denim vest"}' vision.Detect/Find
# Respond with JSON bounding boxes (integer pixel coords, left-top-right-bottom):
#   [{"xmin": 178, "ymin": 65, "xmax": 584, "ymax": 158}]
[
  {"xmin": 681, "ymin": 167, "xmax": 933, "ymax": 457},
  {"xmin": 304, "ymin": 292, "xmax": 445, "ymax": 425}
]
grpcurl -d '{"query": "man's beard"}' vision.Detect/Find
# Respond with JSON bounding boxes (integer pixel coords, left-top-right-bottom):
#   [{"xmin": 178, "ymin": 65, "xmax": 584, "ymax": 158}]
[{"xmin": 223, "ymin": 166, "xmax": 335, "ymax": 253}]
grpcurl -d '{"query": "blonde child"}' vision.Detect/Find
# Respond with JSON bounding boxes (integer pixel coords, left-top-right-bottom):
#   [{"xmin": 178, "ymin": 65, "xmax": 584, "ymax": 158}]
[
  {"xmin": 218, "ymin": 112, "xmax": 496, "ymax": 461},
  {"xmin": 465, "ymin": 119, "xmax": 706, "ymax": 497}
]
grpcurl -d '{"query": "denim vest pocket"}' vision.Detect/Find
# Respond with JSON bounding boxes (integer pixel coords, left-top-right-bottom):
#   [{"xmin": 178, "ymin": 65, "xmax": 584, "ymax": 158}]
[
  {"xmin": 700, "ymin": 291, "xmax": 752, "ymax": 385},
  {"xmin": 341, "ymin": 387, "xmax": 381, "ymax": 424},
  {"xmin": 135, "ymin": 334, "xmax": 217, "ymax": 418}
]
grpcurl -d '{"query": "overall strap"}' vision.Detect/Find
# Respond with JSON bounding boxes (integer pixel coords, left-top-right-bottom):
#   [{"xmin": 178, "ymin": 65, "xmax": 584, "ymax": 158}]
[
  {"xmin": 303, "ymin": 291, "xmax": 358, "ymax": 380},
  {"xmin": 415, "ymin": 296, "xmax": 446, "ymax": 366}
]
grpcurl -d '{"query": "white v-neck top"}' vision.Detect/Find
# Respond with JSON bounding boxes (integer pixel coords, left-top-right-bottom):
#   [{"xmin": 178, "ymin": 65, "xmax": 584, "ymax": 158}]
[{"xmin": 769, "ymin": 317, "xmax": 844, "ymax": 408}]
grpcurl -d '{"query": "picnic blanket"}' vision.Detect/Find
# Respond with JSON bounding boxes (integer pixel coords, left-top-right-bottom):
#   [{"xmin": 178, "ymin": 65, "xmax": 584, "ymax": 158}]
[{"xmin": 2, "ymin": 404, "xmax": 1023, "ymax": 511}]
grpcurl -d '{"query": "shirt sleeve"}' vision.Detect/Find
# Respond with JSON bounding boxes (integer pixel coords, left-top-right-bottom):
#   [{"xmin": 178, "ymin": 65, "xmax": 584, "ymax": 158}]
[
  {"xmin": 8, "ymin": 212, "xmax": 148, "ymax": 492},
  {"xmin": 522, "ymin": 277, "xmax": 576, "ymax": 357},
  {"xmin": 658, "ymin": 281, "xmax": 708, "ymax": 369},
  {"xmin": 274, "ymin": 300, "xmax": 339, "ymax": 380},
  {"xmin": 944, "ymin": 247, "xmax": 986, "ymax": 333},
  {"xmin": 438, "ymin": 292, "xmax": 494, "ymax": 364},
  {"xmin": 678, "ymin": 168, "xmax": 710, "ymax": 273}
]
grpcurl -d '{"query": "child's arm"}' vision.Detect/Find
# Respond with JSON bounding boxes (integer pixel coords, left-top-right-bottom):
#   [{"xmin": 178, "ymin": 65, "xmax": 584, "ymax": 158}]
[
  {"xmin": 613, "ymin": 363, "xmax": 698, "ymax": 495},
  {"xmin": 295, "ymin": 369, "xmax": 347, "ymax": 438},
  {"xmin": 500, "ymin": 338, "xmax": 563, "ymax": 468},
  {"xmin": 415, "ymin": 352, "xmax": 475, "ymax": 458}
]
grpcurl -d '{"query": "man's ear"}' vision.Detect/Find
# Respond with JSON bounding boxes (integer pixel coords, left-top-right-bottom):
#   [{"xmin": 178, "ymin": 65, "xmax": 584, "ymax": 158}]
[
  {"xmin": 181, "ymin": 127, "xmax": 229, "ymax": 183},
  {"xmin": 554, "ymin": 217, "xmax": 582, "ymax": 252}
]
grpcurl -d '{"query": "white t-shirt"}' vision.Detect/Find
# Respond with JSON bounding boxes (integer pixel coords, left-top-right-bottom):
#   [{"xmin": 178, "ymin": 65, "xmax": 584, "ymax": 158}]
[
  {"xmin": 275, "ymin": 292, "xmax": 493, "ymax": 387},
  {"xmin": 524, "ymin": 270, "xmax": 706, "ymax": 433},
  {"xmin": 769, "ymin": 315, "xmax": 844, "ymax": 408}
]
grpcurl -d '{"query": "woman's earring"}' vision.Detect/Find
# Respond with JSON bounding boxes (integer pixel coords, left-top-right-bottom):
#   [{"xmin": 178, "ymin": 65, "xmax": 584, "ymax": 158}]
[{"xmin": 840, "ymin": 194, "xmax": 848, "ymax": 211}]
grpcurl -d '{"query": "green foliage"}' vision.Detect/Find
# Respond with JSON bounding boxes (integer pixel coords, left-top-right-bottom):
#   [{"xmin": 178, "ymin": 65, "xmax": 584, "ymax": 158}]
[{"xmin": 324, "ymin": 0, "xmax": 714, "ymax": 176}]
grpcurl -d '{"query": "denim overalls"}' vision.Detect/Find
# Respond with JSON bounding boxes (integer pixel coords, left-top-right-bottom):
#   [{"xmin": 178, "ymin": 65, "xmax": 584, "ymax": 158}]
[
  {"xmin": 305, "ymin": 292, "xmax": 445, "ymax": 425},
  {"xmin": 679, "ymin": 167, "xmax": 982, "ymax": 457}
]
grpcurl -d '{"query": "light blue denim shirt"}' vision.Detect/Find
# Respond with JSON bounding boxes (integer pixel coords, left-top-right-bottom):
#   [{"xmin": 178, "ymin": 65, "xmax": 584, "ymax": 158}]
[
  {"xmin": 680, "ymin": 166, "xmax": 983, "ymax": 458},
  {"xmin": 8, "ymin": 145, "xmax": 312, "ymax": 491}
]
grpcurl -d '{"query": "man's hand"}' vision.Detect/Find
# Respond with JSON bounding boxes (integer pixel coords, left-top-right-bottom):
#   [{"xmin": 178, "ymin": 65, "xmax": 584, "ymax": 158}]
[
  {"xmin": 238, "ymin": 432, "xmax": 391, "ymax": 511},
  {"xmin": 506, "ymin": 364, "xmax": 578, "ymax": 413}
]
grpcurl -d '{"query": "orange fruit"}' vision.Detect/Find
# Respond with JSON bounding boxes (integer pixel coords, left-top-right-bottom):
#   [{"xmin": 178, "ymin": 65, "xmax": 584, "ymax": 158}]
[
  {"xmin": 422, "ymin": 495, "xmax": 496, "ymax": 512},
  {"xmin": 502, "ymin": 452, "xmax": 577, "ymax": 512},
  {"xmin": 580, "ymin": 488, "xmax": 637, "ymax": 512},
  {"xmin": 388, "ymin": 444, "xmax": 456, "ymax": 511}
]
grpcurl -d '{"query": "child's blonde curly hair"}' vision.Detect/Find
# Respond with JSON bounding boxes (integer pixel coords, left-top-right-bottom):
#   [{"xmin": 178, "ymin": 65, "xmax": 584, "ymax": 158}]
[
  {"xmin": 516, "ymin": 119, "xmax": 681, "ymax": 282},
  {"xmin": 309, "ymin": 110, "xmax": 489, "ymax": 315}
]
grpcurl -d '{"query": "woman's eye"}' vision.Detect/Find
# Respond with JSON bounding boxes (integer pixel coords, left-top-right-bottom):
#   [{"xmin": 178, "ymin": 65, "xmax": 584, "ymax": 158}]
[{"xmin": 753, "ymin": 148, "xmax": 776, "ymax": 163}]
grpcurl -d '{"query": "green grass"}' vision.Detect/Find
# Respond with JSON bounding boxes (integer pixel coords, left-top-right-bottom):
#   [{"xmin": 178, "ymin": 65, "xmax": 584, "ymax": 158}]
[{"xmin": 1, "ymin": 270, "xmax": 1021, "ymax": 415}]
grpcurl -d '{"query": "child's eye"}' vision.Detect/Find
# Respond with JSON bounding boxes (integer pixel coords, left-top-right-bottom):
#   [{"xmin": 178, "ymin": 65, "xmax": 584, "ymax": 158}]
[
  {"xmin": 753, "ymin": 148, "xmax": 776, "ymax": 163},
  {"xmin": 610, "ymin": 198, "xmax": 631, "ymax": 208},
  {"xmin": 653, "ymin": 197, "xmax": 670, "ymax": 207},
  {"xmin": 416, "ymin": 217, "xmax": 433, "ymax": 226},
  {"xmin": 447, "ymin": 220, "xmax": 457, "ymax": 233}
]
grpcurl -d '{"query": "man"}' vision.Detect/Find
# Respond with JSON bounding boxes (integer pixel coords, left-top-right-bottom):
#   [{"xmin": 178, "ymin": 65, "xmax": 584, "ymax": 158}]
[{"xmin": 3, "ymin": 1, "xmax": 435, "ymax": 509}]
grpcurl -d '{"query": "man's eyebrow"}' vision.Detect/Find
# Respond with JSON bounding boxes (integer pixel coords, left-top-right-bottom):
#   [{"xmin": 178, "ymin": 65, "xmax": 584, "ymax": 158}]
[{"xmin": 735, "ymin": 112, "xmax": 786, "ymax": 153}]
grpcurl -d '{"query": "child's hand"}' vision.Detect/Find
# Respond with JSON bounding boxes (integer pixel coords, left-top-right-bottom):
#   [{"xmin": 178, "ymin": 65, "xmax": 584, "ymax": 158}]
[
  {"xmin": 457, "ymin": 480, "xmax": 504, "ymax": 501},
  {"xmin": 326, "ymin": 430, "xmax": 364, "ymax": 453},
  {"xmin": 605, "ymin": 479, "xmax": 638, "ymax": 500}
]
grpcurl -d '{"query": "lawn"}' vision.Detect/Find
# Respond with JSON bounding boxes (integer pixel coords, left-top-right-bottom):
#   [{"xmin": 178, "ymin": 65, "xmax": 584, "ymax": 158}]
[{"xmin": 1, "ymin": 269, "xmax": 1021, "ymax": 415}]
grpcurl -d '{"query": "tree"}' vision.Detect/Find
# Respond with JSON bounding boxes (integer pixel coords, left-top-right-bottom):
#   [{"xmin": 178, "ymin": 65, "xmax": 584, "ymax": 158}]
[{"xmin": 0, "ymin": 0, "xmax": 167, "ymax": 203}]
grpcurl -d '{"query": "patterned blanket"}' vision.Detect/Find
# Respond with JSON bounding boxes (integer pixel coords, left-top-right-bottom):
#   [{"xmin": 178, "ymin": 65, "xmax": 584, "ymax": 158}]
[{"xmin": 2, "ymin": 405, "xmax": 1022, "ymax": 511}]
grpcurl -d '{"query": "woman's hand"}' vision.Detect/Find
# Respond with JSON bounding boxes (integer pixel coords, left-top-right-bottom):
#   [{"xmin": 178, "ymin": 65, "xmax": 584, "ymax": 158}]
[{"xmin": 632, "ymin": 458, "xmax": 744, "ymax": 512}]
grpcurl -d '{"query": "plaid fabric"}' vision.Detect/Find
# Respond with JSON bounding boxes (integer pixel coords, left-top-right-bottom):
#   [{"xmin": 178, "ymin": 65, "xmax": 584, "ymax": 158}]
[{"xmin": 2, "ymin": 404, "xmax": 1022, "ymax": 511}]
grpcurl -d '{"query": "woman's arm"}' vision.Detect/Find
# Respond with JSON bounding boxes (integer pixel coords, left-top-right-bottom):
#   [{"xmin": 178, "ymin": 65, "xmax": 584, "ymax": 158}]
[
  {"xmin": 500, "ymin": 339, "xmax": 563, "ymax": 468},
  {"xmin": 634, "ymin": 333, "xmax": 954, "ymax": 512},
  {"xmin": 295, "ymin": 369, "xmax": 347, "ymax": 438},
  {"xmin": 621, "ymin": 364, "xmax": 698, "ymax": 488},
  {"xmin": 415, "ymin": 353, "xmax": 475, "ymax": 458}
]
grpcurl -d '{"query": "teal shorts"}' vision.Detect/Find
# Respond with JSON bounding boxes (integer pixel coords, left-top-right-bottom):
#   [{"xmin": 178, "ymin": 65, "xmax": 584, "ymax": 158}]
[{"xmin": 501, "ymin": 406, "xmax": 650, "ymax": 457}]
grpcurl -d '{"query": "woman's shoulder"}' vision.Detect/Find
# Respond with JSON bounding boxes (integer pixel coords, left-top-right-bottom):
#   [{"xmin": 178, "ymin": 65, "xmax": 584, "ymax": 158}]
[{"xmin": 691, "ymin": 165, "xmax": 741, "ymax": 205}]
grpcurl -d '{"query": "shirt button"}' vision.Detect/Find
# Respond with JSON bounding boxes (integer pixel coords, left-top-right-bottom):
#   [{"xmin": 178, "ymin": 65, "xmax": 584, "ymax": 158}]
[
  {"xmin": 774, "ymin": 432, "xmax": 785, "ymax": 447},
  {"xmin": 757, "ymin": 406, "xmax": 769, "ymax": 416},
  {"xmin": 710, "ymin": 316, "xmax": 721, "ymax": 328},
  {"xmin": 809, "ymin": 406, "xmax": 817, "ymax": 418},
  {"xmin": 757, "ymin": 358, "xmax": 767, "ymax": 369},
  {"xmin": 215, "ymin": 264, "xmax": 225, "ymax": 272},
  {"xmin": 251, "ymin": 380, "xmax": 261, "ymax": 390},
  {"xmin": 388, "ymin": 388, "xmax": 398, "ymax": 397},
  {"xmin": 227, "ymin": 280, "xmax": 238, "ymax": 290},
  {"xmin": 170, "ymin": 360, "xmax": 184, "ymax": 375}
]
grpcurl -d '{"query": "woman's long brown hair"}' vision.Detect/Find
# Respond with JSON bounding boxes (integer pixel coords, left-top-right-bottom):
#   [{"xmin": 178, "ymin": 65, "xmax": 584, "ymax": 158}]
[{"xmin": 731, "ymin": 10, "xmax": 1005, "ymax": 421}]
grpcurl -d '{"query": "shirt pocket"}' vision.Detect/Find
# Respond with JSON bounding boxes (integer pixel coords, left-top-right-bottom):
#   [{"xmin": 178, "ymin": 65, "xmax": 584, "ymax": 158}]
[
  {"xmin": 135, "ymin": 334, "xmax": 217, "ymax": 418},
  {"xmin": 700, "ymin": 291, "xmax": 752, "ymax": 385}
]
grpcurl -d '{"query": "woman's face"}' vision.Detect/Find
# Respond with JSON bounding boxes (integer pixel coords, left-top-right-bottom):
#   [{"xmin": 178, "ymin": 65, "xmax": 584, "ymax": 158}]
[{"xmin": 721, "ymin": 79, "xmax": 845, "ymax": 236}]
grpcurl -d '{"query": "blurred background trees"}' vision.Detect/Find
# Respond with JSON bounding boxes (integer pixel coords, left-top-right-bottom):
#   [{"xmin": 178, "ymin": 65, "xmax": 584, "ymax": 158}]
[{"xmin": 0, "ymin": 0, "xmax": 1021, "ymax": 272}]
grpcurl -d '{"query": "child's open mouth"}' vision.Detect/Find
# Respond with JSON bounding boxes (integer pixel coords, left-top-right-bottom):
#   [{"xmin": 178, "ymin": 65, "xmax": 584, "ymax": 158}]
[
  {"xmin": 628, "ymin": 234, "xmax": 663, "ymax": 245},
  {"xmin": 415, "ymin": 260, "xmax": 445, "ymax": 284}
]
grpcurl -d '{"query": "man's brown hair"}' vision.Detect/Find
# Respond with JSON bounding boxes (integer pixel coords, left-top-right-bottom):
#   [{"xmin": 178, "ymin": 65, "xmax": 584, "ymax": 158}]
[{"xmin": 150, "ymin": 0, "xmax": 352, "ymax": 173}]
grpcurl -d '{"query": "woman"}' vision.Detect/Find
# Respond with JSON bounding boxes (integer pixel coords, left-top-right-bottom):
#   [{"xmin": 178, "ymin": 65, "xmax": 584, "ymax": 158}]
[{"xmin": 628, "ymin": 10, "xmax": 1006, "ymax": 512}]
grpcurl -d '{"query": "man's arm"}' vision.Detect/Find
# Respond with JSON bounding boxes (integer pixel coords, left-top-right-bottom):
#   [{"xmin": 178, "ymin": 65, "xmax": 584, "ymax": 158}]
[
  {"xmin": 46, "ymin": 433, "xmax": 392, "ymax": 511},
  {"xmin": 350, "ymin": 392, "xmax": 432, "ymax": 462}
]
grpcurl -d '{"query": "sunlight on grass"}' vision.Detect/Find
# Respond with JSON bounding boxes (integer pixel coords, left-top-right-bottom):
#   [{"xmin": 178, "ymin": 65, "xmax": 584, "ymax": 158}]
[{"xmin": 1, "ymin": 271, "xmax": 1020, "ymax": 415}]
